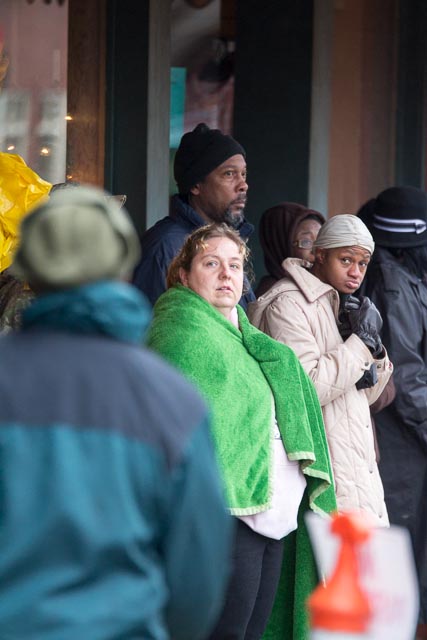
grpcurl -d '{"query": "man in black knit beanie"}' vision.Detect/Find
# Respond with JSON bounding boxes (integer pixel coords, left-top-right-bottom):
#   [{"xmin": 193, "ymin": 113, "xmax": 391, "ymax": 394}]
[{"xmin": 132, "ymin": 123, "xmax": 254, "ymax": 308}]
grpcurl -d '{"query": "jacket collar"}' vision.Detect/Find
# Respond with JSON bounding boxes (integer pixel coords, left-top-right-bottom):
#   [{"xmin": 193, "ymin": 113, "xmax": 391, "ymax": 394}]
[
  {"xmin": 169, "ymin": 194, "xmax": 254, "ymax": 240},
  {"xmin": 22, "ymin": 281, "xmax": 152, "ymax": 344},
  {"xmin": 260, "ymin": 257, "xmax": 336, "ymax": 304},
  {"xmin": 169, "ymin": 194, "xmax": 207, "ymax": 230},
  {"xmin": 373, "ymin": 247, "xmax": 422, "ymax": 284},
  {"xmin": 283, "ymin": 258, "xmax": 333, "ymax": 302}
]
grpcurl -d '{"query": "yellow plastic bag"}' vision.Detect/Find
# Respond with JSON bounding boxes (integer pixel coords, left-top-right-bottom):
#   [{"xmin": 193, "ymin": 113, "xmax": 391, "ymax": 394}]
[{"xmin": 0, "ymin": 153, "xmax": 51, "ymax": 272}]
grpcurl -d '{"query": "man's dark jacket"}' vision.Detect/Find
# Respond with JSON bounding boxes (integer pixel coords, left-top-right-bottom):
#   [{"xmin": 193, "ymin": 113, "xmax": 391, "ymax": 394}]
[
  {"xmin": 361, "ymin": 247, "xmax": 427, "ymax": 621},
  {"xmin": 132, "ymin": 194, "xmax": 255, "ymax": 309}
]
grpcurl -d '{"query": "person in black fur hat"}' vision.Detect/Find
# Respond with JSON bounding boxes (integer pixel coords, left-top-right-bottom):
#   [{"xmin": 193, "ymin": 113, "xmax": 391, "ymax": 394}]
[
  {"xmin": 360, "ymin": 185, "xmax": 427, "ymax": 626},
  {"xmin": 133, "ymin": 123, "xmax": 254, "ymax": 308}
]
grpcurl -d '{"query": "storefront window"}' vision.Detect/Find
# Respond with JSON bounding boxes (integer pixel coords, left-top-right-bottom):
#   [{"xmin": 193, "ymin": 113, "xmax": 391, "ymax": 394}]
[
  {"xmin": 169, "ymin": 0, "xmax": 236, "ymax": 193},
  {"xmin": 0, "ymin": 0, "xmax": 68, "ymax": 183}
]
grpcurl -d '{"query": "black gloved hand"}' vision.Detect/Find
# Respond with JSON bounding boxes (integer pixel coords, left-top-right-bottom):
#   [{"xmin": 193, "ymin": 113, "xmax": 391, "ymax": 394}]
[
  {"xmin": 356, "ymin": 363, "xmax": 379, "ymax": 389},
  {"xmin": 338, "ymin": 294, "xmax": 361, "ymax": 340},
  {"xmin": 347, "ymin": 296, "xmax": 384, "ymax": 356}
]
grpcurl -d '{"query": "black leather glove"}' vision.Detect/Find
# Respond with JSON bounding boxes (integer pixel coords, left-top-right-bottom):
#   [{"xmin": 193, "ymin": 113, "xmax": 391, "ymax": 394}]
[
  {"xmin": 347, "ymin": 296, "xmax": 384, "ymax": 357},
  {"xmin": 338, "ymin": 294, "xmax": 361, "ymax": 340},
  {"xmin": 356, "ymin": 363, "xmax": 379, "ymax": 389}
]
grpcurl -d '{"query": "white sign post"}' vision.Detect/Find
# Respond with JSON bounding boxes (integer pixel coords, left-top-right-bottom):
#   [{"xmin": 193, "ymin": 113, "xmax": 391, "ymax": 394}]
[{"xmin": 306, "ymin": 512, "xmax": 419, "ymax": 640}]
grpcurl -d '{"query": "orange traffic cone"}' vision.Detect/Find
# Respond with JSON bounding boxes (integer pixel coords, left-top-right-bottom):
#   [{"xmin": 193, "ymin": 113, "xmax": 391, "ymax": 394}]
[{"xmin": 308, "ymin": 512, "xmax": 373, "ymax": 639}]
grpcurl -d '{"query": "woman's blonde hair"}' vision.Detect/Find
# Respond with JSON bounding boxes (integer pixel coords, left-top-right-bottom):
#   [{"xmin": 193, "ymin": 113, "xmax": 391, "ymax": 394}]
[{"xmin": 167, "ymin": 223, "xmax": 251, "ymax": 289}]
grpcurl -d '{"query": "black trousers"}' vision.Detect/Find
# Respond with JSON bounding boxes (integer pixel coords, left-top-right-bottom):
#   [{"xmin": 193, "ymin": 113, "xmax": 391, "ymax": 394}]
[{"xmin": 208, "ymin": 519, "xmax": 284, "ymax": 640}]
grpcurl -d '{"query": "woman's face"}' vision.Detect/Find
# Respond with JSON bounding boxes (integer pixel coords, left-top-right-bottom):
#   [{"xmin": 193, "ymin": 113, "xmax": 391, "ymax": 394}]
[
  {"xmin": 292, "ymin": 218, "xmax": 322, "ymax": 263},
  {"xmin": 179, "ymin": 236, "xmax": 244, "ymax": 320},
  {"xmin": 313, "ymin": 246, "xmax": 371, "ymax": 294}
]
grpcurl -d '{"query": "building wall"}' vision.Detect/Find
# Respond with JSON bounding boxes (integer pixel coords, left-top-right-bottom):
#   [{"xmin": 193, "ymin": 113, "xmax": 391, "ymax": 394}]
[
  {"xmin": 327, "ymin": 0, "xmax": 397, "ymax": 216},
  {"xmin": 233, "ymin": 0, "xmax": 314, "ymax": 282}
]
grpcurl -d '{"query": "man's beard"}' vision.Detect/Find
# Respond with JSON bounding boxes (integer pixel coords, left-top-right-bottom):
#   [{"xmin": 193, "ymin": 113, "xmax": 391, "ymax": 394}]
[
  {"xmin": 224, "ymin": 207, "xmax": 244, "ymax": 229},
  {"xmin": 223, "ymin": 197, "xmax": 247, "ymax": 229},
  {"xmin": 205, "ymin": 197, "xmax": 247, "ymax": 228}
]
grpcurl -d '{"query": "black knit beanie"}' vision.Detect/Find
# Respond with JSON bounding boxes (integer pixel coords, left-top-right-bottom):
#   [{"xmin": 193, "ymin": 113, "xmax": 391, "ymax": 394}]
[
  {"xmin": 372, "ymin": 186, "xmax": 427, "ymax": 248},
  {"xmin": 174, "ymin": 123, "xmax": 246, "ymax": 195}
]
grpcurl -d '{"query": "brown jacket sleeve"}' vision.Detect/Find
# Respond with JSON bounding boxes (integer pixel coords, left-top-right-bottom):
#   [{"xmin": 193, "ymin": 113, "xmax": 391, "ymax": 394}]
[{"xmin": 370, "ymin": 375, "xmax": 396, "ymax": 415}]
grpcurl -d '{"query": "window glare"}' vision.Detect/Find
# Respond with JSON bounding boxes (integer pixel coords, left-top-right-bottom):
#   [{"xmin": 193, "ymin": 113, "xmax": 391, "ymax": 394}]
[{"xmin": 0, "ymin": 0, "xmax": 68, "ymax": 183}]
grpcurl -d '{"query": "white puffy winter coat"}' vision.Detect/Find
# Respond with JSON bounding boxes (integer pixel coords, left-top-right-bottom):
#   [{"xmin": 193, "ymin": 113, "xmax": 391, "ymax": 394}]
[{"xmin": 249, "ymin": 258, "xmax": 393, "ymax": 527}]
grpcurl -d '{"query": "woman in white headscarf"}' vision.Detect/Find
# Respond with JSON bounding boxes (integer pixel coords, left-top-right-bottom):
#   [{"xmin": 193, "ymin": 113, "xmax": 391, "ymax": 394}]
[{"xmin": 249, "ymin": 214, "xmax": 393, "ymax": 526}]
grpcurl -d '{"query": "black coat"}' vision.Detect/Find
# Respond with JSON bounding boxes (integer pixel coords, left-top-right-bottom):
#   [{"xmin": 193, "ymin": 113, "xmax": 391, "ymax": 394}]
[
  {"xmin": 132, "ymin": 194, "xmax": 255, "ymax": 309},
  {"xmin": 361, "ymin": 247, "xmax": 427, "ymax": 622}
]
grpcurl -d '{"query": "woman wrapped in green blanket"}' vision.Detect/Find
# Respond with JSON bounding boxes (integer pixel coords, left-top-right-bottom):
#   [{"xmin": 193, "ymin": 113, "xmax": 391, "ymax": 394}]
[{"xmin": 147, "ymin": 223, "xmax": 337, "ymax": 640}]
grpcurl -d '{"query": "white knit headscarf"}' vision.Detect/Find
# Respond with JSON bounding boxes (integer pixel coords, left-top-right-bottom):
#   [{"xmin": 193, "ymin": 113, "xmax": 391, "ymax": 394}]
[{"xmin": 313, "ymin": 214, "xmax": 375, "ymax": 254}]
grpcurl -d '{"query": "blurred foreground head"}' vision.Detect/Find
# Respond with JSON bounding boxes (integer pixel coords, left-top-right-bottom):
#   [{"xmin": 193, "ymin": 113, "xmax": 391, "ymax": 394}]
[{"xmin": 11, "ymin": 185, "xmax": 140, "ymax": 292}]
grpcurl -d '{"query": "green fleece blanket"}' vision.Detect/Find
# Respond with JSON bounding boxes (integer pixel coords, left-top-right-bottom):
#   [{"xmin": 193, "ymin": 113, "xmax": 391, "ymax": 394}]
[{"xmin": 147, "ymin": 285, "xmax": 337, "ymax": 638}]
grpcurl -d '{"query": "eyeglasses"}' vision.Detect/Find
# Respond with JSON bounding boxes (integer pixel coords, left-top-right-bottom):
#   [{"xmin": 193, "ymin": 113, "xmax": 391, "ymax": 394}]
[{"xmin": 293, "ymin": 239, "xmax": 314, "ymax": 249}]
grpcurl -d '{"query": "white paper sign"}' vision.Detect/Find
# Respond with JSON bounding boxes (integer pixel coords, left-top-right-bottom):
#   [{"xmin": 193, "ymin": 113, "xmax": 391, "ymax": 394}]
[{"xmin": 305, "ymin": 512, "xmax": 419, "ymax": 640}]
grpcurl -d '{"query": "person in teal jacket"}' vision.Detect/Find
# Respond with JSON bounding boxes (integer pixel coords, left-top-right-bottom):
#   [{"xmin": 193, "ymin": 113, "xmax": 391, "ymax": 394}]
[{"xmin": 0, "ymin": 186, "xmax": 233, "ymax": 640}]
